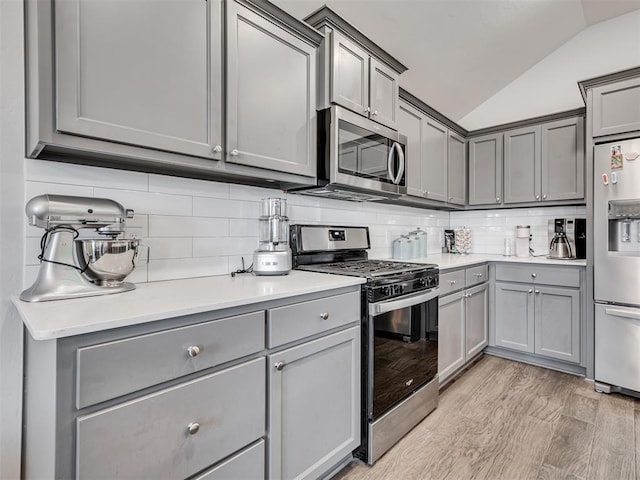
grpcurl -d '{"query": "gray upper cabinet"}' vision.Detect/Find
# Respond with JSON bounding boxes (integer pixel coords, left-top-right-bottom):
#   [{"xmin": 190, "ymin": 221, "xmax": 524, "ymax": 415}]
[
  {"xmin": 503, "ymin": 125, "xmax": 541, "ymax": 204},
  {"xmin": 226, "ymin": 1, "xmax": 317, "ymax": 177},
  {"xmin": 55, "ymin": 0, "xmax": 222, "ymax": 159},
  {"xmin": 541, "ymin": 117, "xmax": 584, "ymax": 201},
  {"xmin": 447, "ymin": 131, "xmax": 467, "ymax": 205},
  {"xmin": 331, "ymin": 31, "xmax": 369, "ymax": 118},
  {"xmin": 468, "ymin": 133, "xmax": 503, "ymax": 206},
  {"xmin": 398, "ymin": 101, "xmax": 425, "ymax": 198},
  {"xmin": 423, "ymin": 118, "xmax": 448, "ymax": 202},
  {"xmin": 329, "ymin": 32, "xmax": 399, "ymax": 129},
  {"xmin": 591, "ymin": 76, "xmax": 640, "ymax": 138}
]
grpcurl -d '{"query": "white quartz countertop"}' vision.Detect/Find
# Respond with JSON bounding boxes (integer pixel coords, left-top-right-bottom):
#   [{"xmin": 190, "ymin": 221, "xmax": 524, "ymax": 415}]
[
  {"xmin": 12, "ymin": 271, "xmax": 365, "ymax": 341},
  {"xmin": 409, "ymin": 253, "xmax": 587, "ymax": 271}
]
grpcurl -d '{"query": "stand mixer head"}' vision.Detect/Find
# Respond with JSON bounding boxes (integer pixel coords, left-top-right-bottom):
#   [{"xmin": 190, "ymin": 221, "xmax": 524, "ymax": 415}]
[{"xmin": 20, "ymin": 194, "xmax": 141, "ymax": 302}]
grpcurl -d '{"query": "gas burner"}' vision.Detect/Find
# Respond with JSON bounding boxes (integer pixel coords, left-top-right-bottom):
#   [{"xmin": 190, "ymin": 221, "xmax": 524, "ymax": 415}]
[{"xmin": 297, "ymin": 259, "xmax": 436, "ymax": 279}]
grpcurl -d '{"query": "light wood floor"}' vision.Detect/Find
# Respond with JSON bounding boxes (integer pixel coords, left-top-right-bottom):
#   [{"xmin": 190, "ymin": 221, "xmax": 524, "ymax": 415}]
[{"xmin": 336, "ymin": 355, "xmax": 640, "ymax": 480}]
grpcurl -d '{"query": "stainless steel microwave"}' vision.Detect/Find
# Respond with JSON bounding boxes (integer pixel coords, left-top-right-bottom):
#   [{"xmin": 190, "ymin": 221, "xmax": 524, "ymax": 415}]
[{"xmin": 291, "ymin": 105, "xmax": 407, "ymax": 201}]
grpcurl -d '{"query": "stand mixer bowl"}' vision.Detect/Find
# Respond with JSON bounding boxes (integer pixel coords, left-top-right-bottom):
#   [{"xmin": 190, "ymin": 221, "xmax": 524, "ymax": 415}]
[{"xmin": 75, "ymin": 238, "xmax": 140, "ymax": 285}]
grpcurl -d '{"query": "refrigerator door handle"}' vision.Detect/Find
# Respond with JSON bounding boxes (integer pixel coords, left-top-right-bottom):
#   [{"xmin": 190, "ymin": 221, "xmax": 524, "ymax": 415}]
[{"xmin": 605, "ymin": 307, "xmax": 640, "ymax": 321}]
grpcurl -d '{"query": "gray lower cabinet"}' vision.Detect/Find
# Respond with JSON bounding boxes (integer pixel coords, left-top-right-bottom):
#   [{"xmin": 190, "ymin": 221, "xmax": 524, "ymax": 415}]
[
  {"xmin": 468, "ymin": 133, "xmax": 503, "ymax": 206},
  {"xmin": 226, "ymin": 1, "xmax": 317, "ymax": 177},
  {"xmin": 53, "ymin": 0, "xmax": 222, "ymax": 159},
  {"xmin": 268, "ymin": 326, "xmax": 360, "ymax": 480},
  {"xmin": 438, "ymin": 265, "xmax": 488, "ymax": 385},
  {"xmin": 492, "ymin": 264, "xmax": 582, "ymax": 365},
  {"xmin": 591, "ymin": 76, "xmax": 640, "ymax": 138}
]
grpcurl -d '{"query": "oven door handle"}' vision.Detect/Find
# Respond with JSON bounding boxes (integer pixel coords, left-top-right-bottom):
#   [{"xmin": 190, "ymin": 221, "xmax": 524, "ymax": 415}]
[{"xmin": 369, "ymin": 288, "xmax": 439, "ymax": 316}]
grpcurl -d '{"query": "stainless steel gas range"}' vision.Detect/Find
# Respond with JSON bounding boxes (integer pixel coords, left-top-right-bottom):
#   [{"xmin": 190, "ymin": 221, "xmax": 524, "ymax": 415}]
[{"xmin": 290, "ymin": 225, "xmax": 439, "ymax": 464}]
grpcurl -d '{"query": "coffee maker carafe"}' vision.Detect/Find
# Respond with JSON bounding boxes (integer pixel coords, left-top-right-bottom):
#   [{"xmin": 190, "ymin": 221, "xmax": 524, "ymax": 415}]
[{"xmin": 253, "ymin": 198, "xmax": 292, "ymax": 275}]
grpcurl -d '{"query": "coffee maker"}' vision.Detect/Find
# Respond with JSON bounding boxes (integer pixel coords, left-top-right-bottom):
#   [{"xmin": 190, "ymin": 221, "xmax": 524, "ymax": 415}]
[{"xmin": 547, "ymin": 218, "xmax": 586, "ymax": 259}]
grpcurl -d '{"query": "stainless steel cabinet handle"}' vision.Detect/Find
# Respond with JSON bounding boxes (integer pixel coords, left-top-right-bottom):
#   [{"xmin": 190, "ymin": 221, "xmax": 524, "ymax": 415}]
[
  {"xmin": 450, "ymin": 280, "xmax": 456, "ymax": 285},
  {"xmin": 320, "ymin": 312, "xmax": 329, "ymax": 320},
  {"xmin": 187, "ymin": 345, "xmax": 201, "ymax": 358},
  {"xmin": 274, "ymin": 361, "xmax": 285, "ymax": 371},
  {"xmin": 212, "ymin": 145, "xmax": 222, "ymax": 154},
  {"xmin": 528, "ymin": 289, "xmax": 533, "ymax": 294},
  {"xmin": 187, "ymin": 422, "xmax": 200, "ymax": 435},
  {"xmin": 531, "ymin": 273, "xmax": 537, "ymax": 278},
  {"xmin": 535, "ymin": 290, "xmax": 540, "ymax": 294},
  {"xmin": 230, "ymin": 149, "xmax": 239, "ymax": 156}
]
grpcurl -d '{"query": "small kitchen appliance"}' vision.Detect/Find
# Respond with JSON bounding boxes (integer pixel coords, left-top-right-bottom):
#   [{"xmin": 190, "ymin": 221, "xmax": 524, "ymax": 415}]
[
  {"xmin": 515, "ymin": 225, "xmax": 531, "ymax": 258},
  {"xmin": 252, "ymin": 198, "xmax": 292, "ymax": 275},
  {"xmin": 20, "ymin": 194, "xmax": 140, "ymax": 302},
  {"xmin": 547, "ymin": 218, "xmax": 586, "ymax": 259},
  {"xmin": 290, "ymin": 224, "xmax": 439, "ymax": 464}
]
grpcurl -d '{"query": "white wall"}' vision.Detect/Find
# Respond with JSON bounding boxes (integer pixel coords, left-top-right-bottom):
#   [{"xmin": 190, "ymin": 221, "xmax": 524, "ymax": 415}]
[
  {"xmin": 459, "ymin": 10, "xmax": 640, "ymax": 130},
  {"xmin": 0, "ymin": 0, "xmax": 26, "ymax": 478}
]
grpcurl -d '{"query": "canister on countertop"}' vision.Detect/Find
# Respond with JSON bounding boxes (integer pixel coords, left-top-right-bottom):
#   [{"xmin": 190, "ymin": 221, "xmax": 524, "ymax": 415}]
[{"xmin": 409, "ymin": 227, "xmax": 428, "ymax": 258}]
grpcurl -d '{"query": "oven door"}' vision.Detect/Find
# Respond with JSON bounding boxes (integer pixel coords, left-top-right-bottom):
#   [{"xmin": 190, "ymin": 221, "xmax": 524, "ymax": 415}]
[
  {"xmin": 329, "ymin": 106, "xmax": 406, "ymax": 196},
  {"xmin": 367, "ymin": 288, "xmax": 439, "ymax": 420}
]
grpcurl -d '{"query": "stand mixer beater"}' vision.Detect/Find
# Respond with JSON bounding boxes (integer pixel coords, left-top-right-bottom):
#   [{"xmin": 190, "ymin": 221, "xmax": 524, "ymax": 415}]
[{"xmin": 20, "ymin": 194, "xmax": 141, "ymax": 302}]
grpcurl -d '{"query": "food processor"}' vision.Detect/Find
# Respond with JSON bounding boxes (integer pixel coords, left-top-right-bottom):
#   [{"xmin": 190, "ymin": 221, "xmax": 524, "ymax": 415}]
[{"xmin": 252, "ymin": 198, "xmax": 292, "ymax": 275}]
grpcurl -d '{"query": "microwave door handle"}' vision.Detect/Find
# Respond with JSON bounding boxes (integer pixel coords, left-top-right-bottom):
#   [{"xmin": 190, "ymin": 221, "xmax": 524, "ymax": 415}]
[
  {"xmin": 387, "ymin": 143, "xmax": 396, "ymax": 183},
  {"xmin": 369, "ymin": 288, "xmax": 439, "ymax": 316},
  {"xmin": 393, "ymin": 142, "xmax": 405, "ymax": 185}
]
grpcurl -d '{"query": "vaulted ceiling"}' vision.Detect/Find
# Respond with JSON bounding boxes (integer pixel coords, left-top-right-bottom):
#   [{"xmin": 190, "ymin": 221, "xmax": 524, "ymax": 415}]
[{"xmin": 272, "ymin": 0, "xmax": 640, "ymax": 124}]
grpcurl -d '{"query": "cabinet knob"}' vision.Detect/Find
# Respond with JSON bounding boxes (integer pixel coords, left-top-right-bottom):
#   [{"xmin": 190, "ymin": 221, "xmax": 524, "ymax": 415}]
[
  {"xmin": 535, "ymin": 195, "xmax": 540, "ymax": 200},
  {"xmin": 320, "ymin": 312, "xmax": 330, "ymax": 320},
  {"xmin": 372, "ymin": 110, "xmax": 378, "ymax": 116},
  {"xmin": 187, "ymin": 422, "xmax": 200, "ymax": 435},
  {"xmin": 230, "ymin": 149, "xmax": 239, "ymax": 156},
  {"xmin": 364, "ymin": 107, "xmax": 371, "ymax": 113},
  {"xmin": 528, "ymin": 289, "xmax": 533, "ymax": 294},
  {"xmin": 425, "ymin": 191, "xmax": 429, "ymax": 196},
  {"xmin": 531, "ymin": 273, "xmax": 537, "ymax": 278},
  {"xmin": 450, "ymin": 280, "xmax": 456, "ymax": 285},
  {"xmin": 535, "ymin": 290, "xmax": 540, "ymax": 294},
  {"xmin": 496, "ymin": 197, "xmax": 500, "ymax": 203},
  {"xmin": 542, "ymin": 194, "xmax": 547, "ymax": 200},
  {"xmin": 212, "ymin": 145, "xmax": 222, "ymax": 154},
  {"xmin": 475, "ymin": 273, "xmax": 483, "ymax": 277},
  {"xmin": 187, "ymin": 345, "xmax": 201, "ymax": 358},
  {"xmin": 274, "ymin": 361, "xmax": 285, "ymax": 371},
  {"xmin": 448, "ymin": 196, "xmax": 453, "ymax": 201}
]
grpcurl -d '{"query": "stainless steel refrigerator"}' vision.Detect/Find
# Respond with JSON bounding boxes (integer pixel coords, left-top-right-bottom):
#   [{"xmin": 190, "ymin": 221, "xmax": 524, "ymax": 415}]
[{"xmin": 594, "ymin": 137, "xmax": 640, "ymax": 394}]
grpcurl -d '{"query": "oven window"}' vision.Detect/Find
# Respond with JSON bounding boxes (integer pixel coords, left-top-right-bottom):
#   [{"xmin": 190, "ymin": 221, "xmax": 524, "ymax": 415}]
[
  {"xmin": 337, "ymin": 119, "xmax": 395, "ymax": 183},
  {"xmin": 372, "ymin": 300, "xmax": 438, "ymax": 419}
]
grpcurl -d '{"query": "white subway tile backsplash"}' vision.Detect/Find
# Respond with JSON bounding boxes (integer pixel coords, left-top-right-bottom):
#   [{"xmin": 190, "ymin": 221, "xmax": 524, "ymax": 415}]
[
  {"xmin": 147, "ymin": 257, "xmax": 228, "ymax": 282},
  {"xmin": 25, "ymin": 159, "xmax": 148, "ymax": 191},
  {"xmin": 193, "ymin": 197, "xmax": 259, "ymax": 219},
  {"xmin": 149, "ymin": 174, "xmax": 229, "ymax": 199},
  {"xmin": 94, "ymin": 188, "xmax": 192, "ymax": 216},
  {"xmin": 22, "ymin": 162, "xmax": 588, "ymax": 283},
  {"xmin": 149, "ymin": 216, "xmax": 229, "ymax": 238}
]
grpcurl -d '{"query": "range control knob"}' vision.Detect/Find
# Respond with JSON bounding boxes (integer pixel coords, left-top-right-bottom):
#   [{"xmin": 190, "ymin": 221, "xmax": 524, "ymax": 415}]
[
  {"xmin": 394, "ymin": 285, "xmax": 404, "ymax": 295},
  {"xmin": 381, "ymin": 286, "xmax": 391, "ymax": 297},
  {"xmin": 418, "ymin": 278, "xmax": 427, "ymax": 287}
]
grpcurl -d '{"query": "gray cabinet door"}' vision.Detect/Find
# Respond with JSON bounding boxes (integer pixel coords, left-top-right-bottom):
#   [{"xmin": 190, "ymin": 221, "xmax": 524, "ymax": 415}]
[
  {"xmin": 423, "ymin": 118, "xmax": 448, "ymax": 202},
  {"xmin": 534, "ymin": 286, "xmax": 580, "ymax": 363},
  {"xmin": 330, "ymin": 31, "xmax": 369, "ymax": 117},
  {"xmin": 592, "ymin": 77, "xmax": 640, "ymax": 137},
  {"xmin": 438, "ymin": 292, "xmax": 465, "ymax": 384},
  {"xmin": 268, "ymin": 327, "xmax": 360, "ymax": 480},
  {"xmin": 226, "ymin": 1, "xmax": 316, "ymax": 177},
  {"xmin": 447, "ymin": 131, "xmax": 467, "ymax": 205},
  {"xmin": 494, "ymin": 282, "xmax": 534, "ymax": 353},
  {"xmin": 55, "ymin": 0, "xmax": 222, "ymax": 159},
  {"xmin": 468, "ymin": 133, "xmax": 502, "ymax": 206},
  {"xmin": 369, "ymin": 58, "xmax": 398, "ymax": 129},
  {"xmin": 465, "ymin": 283, "xmax": 488, "ymax": 360},
  {"xmin": 398, "ymin": 101, "xmax": 425, "ymax": 198},
  {"xmin": 504, "ymin": 125, "xmax": 541, "ymax": 204},
  {"xmin": 541, "ymin": 117, "xmax": 584, "ymax": 202}
]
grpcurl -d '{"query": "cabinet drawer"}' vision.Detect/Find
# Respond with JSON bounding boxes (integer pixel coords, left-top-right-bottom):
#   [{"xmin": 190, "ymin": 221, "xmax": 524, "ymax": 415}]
[
  {"xmin": 268, "ymin": 291, "xmax": 360, "ymax": 348},
  {"xmin": 465, "ymin": 264, "xmax": 488, "ymax": 288},
  {"xmin": 76, "ymin": 310, "xmax": 265, "ymax": 409},
  {"xmin": 76, "ymin": 358, "xmax": 266, "ymax": 480},
  {"xmin": 439, "ymin": 269, "xmax": 465, "ymax": 296},
  {"xmin": 495, "ymin": 264, "xmax": 580, "ymax": 287},
  {"xmin": 194, "ymin": 440, "xmax": 264, "ymax": 480}
]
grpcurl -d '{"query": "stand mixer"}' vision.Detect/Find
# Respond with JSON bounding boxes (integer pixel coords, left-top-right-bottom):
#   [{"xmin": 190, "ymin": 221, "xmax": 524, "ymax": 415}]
[{"xmin": 20, "ymin": 194, "xmax": 141, "ymax": 302}]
